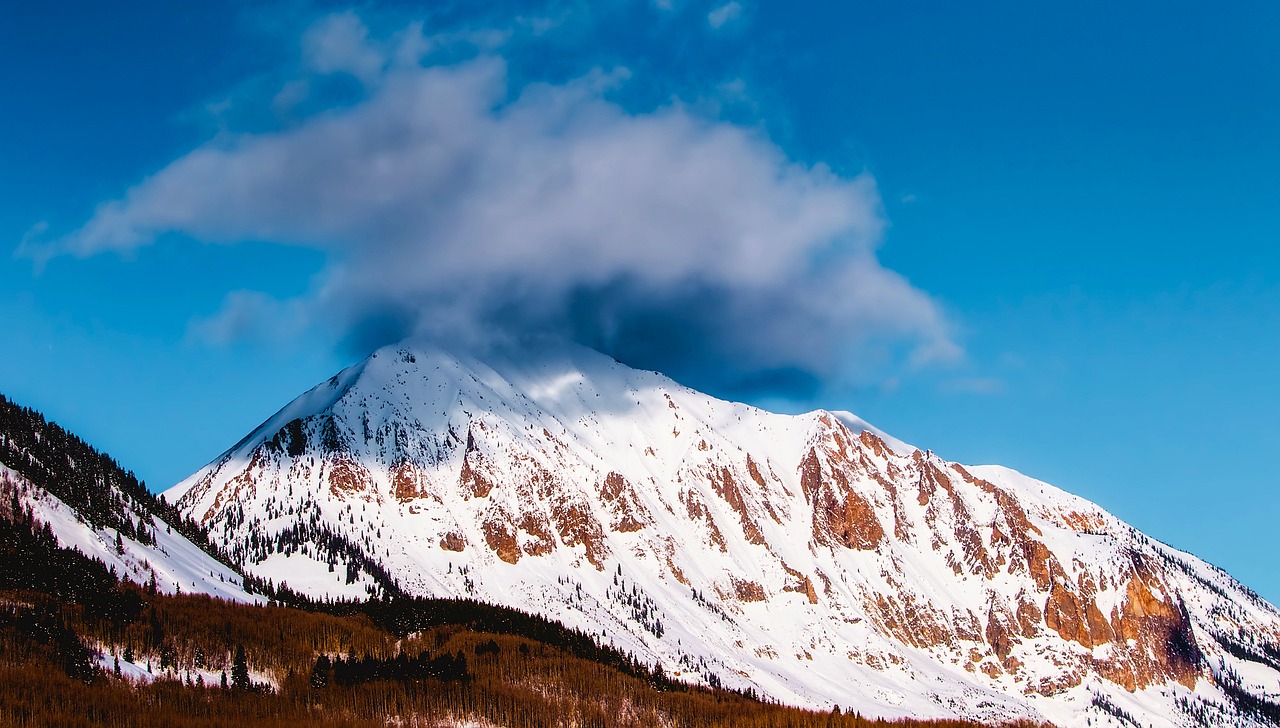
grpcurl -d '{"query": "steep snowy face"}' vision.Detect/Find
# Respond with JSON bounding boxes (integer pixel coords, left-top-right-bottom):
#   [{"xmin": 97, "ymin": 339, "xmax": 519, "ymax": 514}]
[
  {"xmin": 169, "ymin": 342, "xmax": 1280, "ymax": 726},
  {"xmin": 0, "ymin": 464, "xmax": 259, "ymax": 603}
]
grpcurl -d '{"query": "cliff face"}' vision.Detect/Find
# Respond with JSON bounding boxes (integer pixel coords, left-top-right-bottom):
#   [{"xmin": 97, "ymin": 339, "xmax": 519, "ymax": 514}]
[{"xmin": 169, "ymin": 341, "xmax": 1280, "ymax": 726}]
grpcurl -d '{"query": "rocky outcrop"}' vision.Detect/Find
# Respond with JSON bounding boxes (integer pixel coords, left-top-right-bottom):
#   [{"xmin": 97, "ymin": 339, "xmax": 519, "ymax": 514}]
[
  {"xmin": 482, "ymin": 516, "xmax": 520, "ymax": 564},
  {"xmin": 439, "ymin": 531, "xmax": 466, "ymax": 552},
  {"xmin": 458, "ymin": 428, "xmax": 495, "ymax": 499},
  {"xmin": 801, "ymin": 447, "xmax": 885, "ymax": 551}
]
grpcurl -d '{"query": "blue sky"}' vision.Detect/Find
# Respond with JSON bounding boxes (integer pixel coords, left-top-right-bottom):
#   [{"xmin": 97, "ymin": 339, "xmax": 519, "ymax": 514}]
[{"xmin": 3, "ymin": 1, "xmax": 1279, "ymax": 601}]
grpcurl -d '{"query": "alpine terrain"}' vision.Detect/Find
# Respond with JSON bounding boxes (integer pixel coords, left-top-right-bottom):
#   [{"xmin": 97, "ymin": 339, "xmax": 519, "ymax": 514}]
[
  {"xmin": 0, "ymin": 394, "xmax": 258, "ymax": 604},
  {"xmin": 167, "ymin": 341, "xmax": 1280, "ymax": 727},
  {"xmin": 0, "ymin": 390, "xmax": 1005, "ymax": 727}
]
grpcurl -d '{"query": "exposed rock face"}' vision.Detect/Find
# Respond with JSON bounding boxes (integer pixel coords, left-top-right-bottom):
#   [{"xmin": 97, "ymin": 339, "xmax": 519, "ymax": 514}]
[
  {"xmin": 326, "ymin": 456, "xmax": 374, "ymax": 498},
  {"xmin": 600, "ymin": 472, "xmax": 648, "ymax": 533},
  {"xmin": 390, "ymin": 462, "xmax": 422, "ymax": 502},
  {"xmin": 168, "ymin": 342, "xmax": 1280, "ymax": 727},
  {"xmin": 458, "ymin": 429, "xmax": 495, "ymax": 499},
  {"xmin": 733, "ymin": 578, "xmax": 767, "ymax": 603},
  {"xmin": 439, "ymin": 531, "xmax": 466, "ymax": 552},
  {"xmin": 482, "ymin": 516, "xmax": 520, "ymax": 564},
  {"xmin": 802, "ymin": 446, "xmax": 886, "ymax": 551}
]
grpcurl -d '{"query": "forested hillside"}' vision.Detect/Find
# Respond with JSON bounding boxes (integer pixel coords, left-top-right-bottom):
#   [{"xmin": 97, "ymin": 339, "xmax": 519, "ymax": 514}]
[{"xmin": 0, "ymin": 394, "xmax": 238, "ymax": 573}]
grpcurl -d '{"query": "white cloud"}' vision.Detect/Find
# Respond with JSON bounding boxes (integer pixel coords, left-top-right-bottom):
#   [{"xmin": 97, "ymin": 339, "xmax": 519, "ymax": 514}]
[
  {"xmin": 187, "ymin": 290, "xmax": 310, "ymax": 347},
  {"xmin": 301, "ymin": 11, "xmax": 386, "ymax": 85},
  {"xmin": 34, "ymin": 12, "xmax": 955, "ymax": 397},
  {"xmin": 707, "ymin": 1, "xmax": 743, "ymax": 29}
]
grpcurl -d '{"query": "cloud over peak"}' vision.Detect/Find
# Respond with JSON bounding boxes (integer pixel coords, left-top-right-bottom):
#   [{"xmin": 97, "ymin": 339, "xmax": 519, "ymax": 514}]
[{"xmin": 33, "ymin": 12, "xmax": 956, "ymax": 399}]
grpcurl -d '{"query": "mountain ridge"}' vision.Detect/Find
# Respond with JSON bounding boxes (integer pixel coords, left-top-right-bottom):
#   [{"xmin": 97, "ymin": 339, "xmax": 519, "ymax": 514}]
[
  {"xmin": 0, "ymin": 393, "xmax": 259, "ymax": 602},
  {"xmin": 168, "ymin": 340, "xmax": 1280, "ymax": 726}
]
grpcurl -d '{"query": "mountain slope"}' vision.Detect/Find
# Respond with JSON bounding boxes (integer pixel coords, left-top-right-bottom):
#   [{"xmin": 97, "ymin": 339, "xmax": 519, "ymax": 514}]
[
  {"xmin": 0, "ymin": 392, "xmax": 1023, "ymax": 728},
  {"xmin": 0, "ymin": 394, "xmax": 259, "ymax": 602},
  {"xmin": 168, "ymin": 341, "xmax": 1280, "ymax": 726}
]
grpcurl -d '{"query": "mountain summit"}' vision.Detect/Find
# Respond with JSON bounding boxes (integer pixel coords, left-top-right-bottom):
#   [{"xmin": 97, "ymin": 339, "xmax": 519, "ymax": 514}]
[{"xmin": 167, "ymin": 341, "xmax": 1280, "ymax": 726}]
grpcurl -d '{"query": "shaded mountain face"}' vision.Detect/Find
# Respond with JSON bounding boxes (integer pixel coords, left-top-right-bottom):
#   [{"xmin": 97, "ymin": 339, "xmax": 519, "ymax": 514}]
[{"xmin": 169, "ymin": 342, "xmax": 1280, "ymax": 726}]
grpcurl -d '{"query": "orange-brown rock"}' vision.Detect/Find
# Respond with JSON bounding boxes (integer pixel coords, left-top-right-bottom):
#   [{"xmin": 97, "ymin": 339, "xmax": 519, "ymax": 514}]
[
  {"xmin": 510, "ymin": 453, "xmax": 559, "ymax": 501},
  {"xmin": 917, "ymin": 458, "xmax": 999, "ymax": 577},
  {"xmin": 518, "ymin": 513, "xmax": 556, "ymax": 556},
  {"xmin": 601, "ymin": 471, "xmax": 628, "ymax": 500},
  {"xmin": 200, "ymin": 450, "xmax": 271, "ymax": 524},
  {"xmin": 799, "ymin": 576, "xmax": 818, "ymax": 604},
  {"xmin": 327, "ymin": 456, "xmax": 373, "ymax": 498},
  {"xmin": 439, "ymin": 532, "xmax": 466, "ymax": 552},
  {"xmin": 458, "ymin": 428, "xmax": 494, "ymax": 499},
  {"xmin": 858, "ymin": 429, "xmax": 893, "ymax": 460},
  {"xmin": 952, "ymin": 608, "xmax": 984, "ymax": 643},
  {"xmin": 1043, "ymin": 574, "xmax": 1093, "ymax": 648},
  {"xmin": 984, "ymin": 603, "xmax": 1019, "ymax": 660},
  {"xmin": 1103, "ymin": 564, "xmax": 1202, "ymax": 690},
  {"xmin": 709, "ymin": 465, "xmax": 765, "ymax": 545},
  {"xmin": 802, "ymin": 447, "xmax": 885, "ymax": 551},
  {"xmin": 612, "ymin": 514, "xmax": 644, "ymax": 533},
  {"xmin": 1056, "ymin": 509, "xmax": 1108, "ymax": 533},
  {"xmin": 781, "ymin": 562, "xmax": 819, "ymax": 604},
  {"xmin": 599, "ymin": 471, "xmax": 649, "ymax": 533},
  {"xmin": 551, "ymin": 501, "xmax": 607, "ymax": 569},
  {"xmin": 1027, "ymin": 670, "xmax": 1085, "ymax": 697},
  {"xmin": 916, "ymin": 463, "xmax": 936, "ymax": 507},
  {"xmin": 867, "ymin": 592, "xmax": 952, "ymax": 650},
  {"xmin": 824, "ymin": 487, "xmax": 883, "ymax": 551},
  {"xmin": 1003, "ymin": 655, "xmax": 1023, "ymax": 675},
  {"xmin": 745, "ymin": 455, "xmax": 768, "ymax": 489},
  {"xmin": 733, "ymin": 578, "xmax": 767, "ymax": 602},
  {"xmin": 664, "ymin": 553, "xmax": 688, "ymax": 585},
  {"xmin": 482, "ymin": 517, "xmax": 520, "ymax": 564},
  {"xmin": 1015, "ymin": 598, "xmax": 1043, "ymax": 638},
  {"xmin": 883, "ymin": 479, "xmax": 912, "ymax": 543},
  {"xmin": 799, "ymin": 448, "xmax": 823, "ymax": 505},
  {"xmin": 390, "ymin": 462, "xmax": 421, "ymax": 502},
  {"xmin": 1023, "ymin": 539, "xmax": 1058, "ymax": 591},
  {"xmin": 682, "ymin": 489, "xmax": 727, "ymax": 552}
]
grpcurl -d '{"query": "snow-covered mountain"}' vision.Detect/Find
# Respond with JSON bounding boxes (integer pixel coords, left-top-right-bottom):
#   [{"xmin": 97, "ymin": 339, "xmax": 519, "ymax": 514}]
[{"xmin": 167, "ymin": 341, "xmax": 1280, "ymax": 726}]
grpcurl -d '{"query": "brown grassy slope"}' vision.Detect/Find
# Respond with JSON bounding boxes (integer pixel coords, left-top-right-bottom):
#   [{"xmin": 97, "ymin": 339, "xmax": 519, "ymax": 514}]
[{"xmin": 0, "ymin": 587, "xmax": 1050, "ymax": 728}]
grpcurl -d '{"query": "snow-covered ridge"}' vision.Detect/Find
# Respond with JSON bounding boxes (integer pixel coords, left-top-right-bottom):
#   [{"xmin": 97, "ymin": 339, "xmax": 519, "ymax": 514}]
[
  {"xmin": 169, "ymin": 340, "xmax": 1280, "ymax": 727},
  {"xmin": 1, "ymin": 464, "xmax": 259, "ymax": 603}
]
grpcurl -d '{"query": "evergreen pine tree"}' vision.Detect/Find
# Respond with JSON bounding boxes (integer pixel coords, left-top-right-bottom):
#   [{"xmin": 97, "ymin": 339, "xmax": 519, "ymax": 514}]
[{"xmin": 231, "ymin": 645, "xmax": 250, "ymax": 690}]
